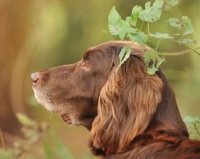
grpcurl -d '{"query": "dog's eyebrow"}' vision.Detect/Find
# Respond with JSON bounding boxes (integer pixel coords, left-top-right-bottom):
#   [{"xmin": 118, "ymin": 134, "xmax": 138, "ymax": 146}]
[{"xmin": 83, "ymin": 50, "xmax": 93, "ymax": 61}]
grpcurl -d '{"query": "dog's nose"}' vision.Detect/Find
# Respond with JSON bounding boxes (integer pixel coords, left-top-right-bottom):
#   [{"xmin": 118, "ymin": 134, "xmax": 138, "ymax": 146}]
[{"xmin": 31, "ymin": 72, "xmax": 40, "ymax": 85}]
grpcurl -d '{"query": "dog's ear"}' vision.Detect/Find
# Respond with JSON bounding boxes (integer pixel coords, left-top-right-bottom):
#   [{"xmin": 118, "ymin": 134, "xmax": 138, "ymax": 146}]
[{"xmin": 89, "ymin": 48, "xmax": 163, "ymax": 154}]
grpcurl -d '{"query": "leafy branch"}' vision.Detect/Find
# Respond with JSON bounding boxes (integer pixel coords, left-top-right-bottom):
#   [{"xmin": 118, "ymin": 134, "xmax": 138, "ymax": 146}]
[
  {"xmin": 184, "ymin": 116, "xmax": 200, "ymax": 138},
  {"xmin": 107, "ymin": 0, "xmax": 200, "ymax": 75}
]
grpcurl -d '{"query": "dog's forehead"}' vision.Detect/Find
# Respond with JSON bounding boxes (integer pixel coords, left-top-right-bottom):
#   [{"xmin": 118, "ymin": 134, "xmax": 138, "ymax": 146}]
[
  {"xmin": 83, "ymin": 50, "xmax": 93, "ymax": 61},
  {"xmin": 82, "ymin": 41, "xmax": 149, "ymax": 61},
  {"xmin": 83, "ymin": 41, "xmax": 129, "ymax": 57}
]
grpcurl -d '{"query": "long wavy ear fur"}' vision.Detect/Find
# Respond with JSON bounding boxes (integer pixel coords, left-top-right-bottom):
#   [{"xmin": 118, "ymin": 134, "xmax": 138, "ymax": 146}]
[{"xmin": 89, "ymin": 46, "xmax": 163, "ymax": 155}]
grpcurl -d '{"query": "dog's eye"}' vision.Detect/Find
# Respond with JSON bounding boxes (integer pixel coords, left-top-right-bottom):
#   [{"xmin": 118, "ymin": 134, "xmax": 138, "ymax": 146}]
[{"xmin": 82, "ymin": 61, "xmax": 90, "ymax": 70}]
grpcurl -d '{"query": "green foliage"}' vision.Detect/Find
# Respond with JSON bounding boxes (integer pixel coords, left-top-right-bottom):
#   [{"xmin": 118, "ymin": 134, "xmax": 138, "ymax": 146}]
[
  {"xmin": 127, "ymin": 31, "xmax": 148, "ymax": 44},
  {"xmin": 0, "ymin": 113, "xmax": 74, "ymax": 159},
  {"xmin": 116, "ymin": 46, "xmax": 132, "ymax": 72},
  {"xmin": 144, "ymin": 49, "xmax": 164, "ymax": 75},
  {"xmin": 177, "ymin": 38, "xmax": 196, "ymax": 45},
  {"xmin": 129, "ymin": 6, "xmax": 141, "ymax": 26},
  {"xmin": 108, "ymin": 7, "xmax": 122, "ymax": 36},
  {"xmin": 139, "ymin": 0, "xmax": 164, "ymax": 23},
  {"xmin": 107, "ymin": 0, "xmax": 199, "ymax": 75},
  {"xmin": 149, "ymin": 32, "xmax": 173, "ymax": 39},
  {"xmin": 43, "ymin": 139, "xmax": 58, "ymax": 159},
  {"xmin": 167, "ymin": 16, "xmax": 196, "ymax": 46},
  {"xmin": 182, "ymin": 16, "xmax": 194, "ymax": 36},
  {"xmin": 184, "ymin": 116, "xmax": 200, "ymax": 123},
  {"xmin": 43, "ymin": 131, "xmax": 73, "ymax": 159},
  {"xmin": 163, "ymin": 0, "xmax": 179, "ymax": 10},
  {"xmin": 167, "ymin": 18, "xmax": 182, "ymax": 28},
  {"xmin": 184, "ymin": 116, "xmax": 200, "ymax": 139}
]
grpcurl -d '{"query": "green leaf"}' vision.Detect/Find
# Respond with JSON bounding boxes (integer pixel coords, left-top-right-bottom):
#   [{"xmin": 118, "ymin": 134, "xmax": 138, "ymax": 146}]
[
  {"xmin": 139, "ymin": 0, "xmax": 164, "ymax": 22},
  {"xmin": 184, "ymin": 116, "xmax": 200, "ymax": 123},
  {"xmin": 118, "ymin": 19, "xmax": 131, "ymax": 40},
  {"xmin": 108, "ymin": 25, "xmax": 121, "ymax": 35},
  {"xmin": 156, "ymin": 56, "xmax": 164, "ymax": 68},
  {"xmin": 50, "ymin": 131, "xmax": 73, "ymax": 159},
  {"xmin": 167, "ymin": 18, "xmax": 182, "ymax": 28},
  {"xmin": 125, "ymin": 16, "xmax": 132, "ymax": 25},
  {"xmin": 16, "ymin": 113, "xmax": 35, "ymax": 127},
  {"xmin": 150, "ymin": 32, "xmax": 173, "ymax": 39},
  {"xmin": 43, "ymin": 139, "xmax": 58, "ymax": 159},
  {"xmin": 147, "ymin": 67, "xmax": 159, "ymax": 75},
  {"xmin": 128, "ymin": 31, "xmax": 148, "ymax": 44},
  {"xmin": 108, "ymin": 7, "xmax": 138, "ymax": 40},
  {"xmin": 144, "ymin": 50, "xmax": 157, "ymax": 66},
  {"xmin": 144, "ymin": 49, "xmax": 164, "ymax": 75},
  {"xmin": 108, "ymin": 7, "xmax": 122, "ymax": 35},
  {"xmin": 116, "ymin": 46, "xmax": 132, "ymax": 71},
  {"xmin": 177, "ymin": 38, "xmax": 197, "ymax": 45},
  {"xmin": 168, "ymin": 16, "xmax": 194, "ymax": 37},
  {"xmin": 163, "ymin": 0, "xmax": 179, "ymax": 10},
  {"xmin": 182, "ymin": 16, "xmax": 194, "ymax": 36},
  {"xmin": 130, "ymin": 6, "xmax": 142, "ymax": 26}
]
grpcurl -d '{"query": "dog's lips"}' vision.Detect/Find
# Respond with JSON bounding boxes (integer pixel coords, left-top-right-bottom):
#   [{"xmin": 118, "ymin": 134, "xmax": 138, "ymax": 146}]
[{"xmin": 61, "ymin": 114, "xmax": 72, "ymax": 124}]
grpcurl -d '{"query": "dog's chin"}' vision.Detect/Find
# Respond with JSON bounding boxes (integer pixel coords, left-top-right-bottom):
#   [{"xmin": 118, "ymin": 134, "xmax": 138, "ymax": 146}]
[
  {"xmin": 33, "ymin": 90, "xmax": 81, "ymax": 126},
  {"xmin": 35, "ymin": 99, "xmax": 80, "ymax": 126}
]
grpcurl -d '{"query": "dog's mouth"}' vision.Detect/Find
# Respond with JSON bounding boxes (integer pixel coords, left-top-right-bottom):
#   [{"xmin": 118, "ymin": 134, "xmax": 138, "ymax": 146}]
[{"xmin": 61, "ymin": 114, "xmax": 72, "ymax": 124}]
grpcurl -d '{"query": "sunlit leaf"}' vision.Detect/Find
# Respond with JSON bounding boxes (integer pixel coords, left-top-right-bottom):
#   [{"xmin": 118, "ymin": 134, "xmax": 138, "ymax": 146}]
[
  {"xmin": 128, "ymin": 31, "xmax": 148, "ymax": 44},
  {"xmin": 156, "ymin": 56, "xmax": 164, "ymax": 68},
  {"xmin": 150, "ymin": 32, "xmax": 174, "ymax": 39},
  {"xmin": 163, "ymin": 0, "xmax": 179, "ymax": 10},
  {"xmin": 184, "ymin": 116, "xmax": 200, "ymax": 123},
  {"xmin": 116, "ymin": 46, "xmax": 132, "ymax": 71},
  {"xmin": 144, "ymin": 49, "xmax": 164, "ymax": 75},
  {"xmin": 139, "ymin": 0, "xmax": 164, "ymax": 22},
  {"xmin": 177, "ymin": 38, "xmax": 197, "ymax": 45},
  {"xmin": 147, "ymin": 67, "xmax": 159, "ymax": 75},
  {"xmin": 108, "ymin": 7, "xmax": 122, "ymax": 35},
  {"xmin": 182, "ymin": 16, "xmax": 194, "ymax": 36},
  {"xmin": 130, "ymin": 6, "xmax": 142, "ymax": 26},
  {"xmin": 118, "ymin": 19, "xmax": 130, "ymax": 40},
  {"xmin": 167, "ymin": 18, "xmax": 182, "ymax": 28}
]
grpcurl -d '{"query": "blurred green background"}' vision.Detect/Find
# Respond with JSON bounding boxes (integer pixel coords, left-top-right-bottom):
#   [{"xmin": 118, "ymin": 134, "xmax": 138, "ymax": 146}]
[{"xmin": 0, "ymin": 0, "xmax": 200, "ymax": 158}]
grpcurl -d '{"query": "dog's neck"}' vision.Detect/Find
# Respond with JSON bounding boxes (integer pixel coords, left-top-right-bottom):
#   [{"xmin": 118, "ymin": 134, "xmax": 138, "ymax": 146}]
[{"xmin": 89, "ymin": 129, "xmax": 188, "ymax": 157}]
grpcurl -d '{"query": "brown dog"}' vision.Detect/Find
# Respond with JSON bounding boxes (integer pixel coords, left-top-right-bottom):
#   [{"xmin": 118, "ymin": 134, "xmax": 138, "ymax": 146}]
[{"xmin": 31, "ymin": 41, "xmax": 200, "ymax": 159}]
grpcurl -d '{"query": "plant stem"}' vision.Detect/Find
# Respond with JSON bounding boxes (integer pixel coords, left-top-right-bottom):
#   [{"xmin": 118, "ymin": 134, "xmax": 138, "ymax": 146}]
[
  {"xmin": 147, "ymin": 22, "xmax": 150, "ymax": 35},
  {"xmin": 140, "ymin": 21, "xmax": 144, "ymax": 31},
  {"xmin": 0, "ymin": 127, "xmax": 6, "ymax": 150},
  {"xmin": 156, "ymin": 39, "xmax": 161, "ymax": 51},
  {"xmin": 193, "ymin": 122, "xmax": 200, "ymax": 136},
  {"xmin": 173, "ymin": 40, "xmax": 200, "ymax": 55},
  {"xmin": 157, "ymin": 47, "xmax": 200, "ymax": 56}
]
